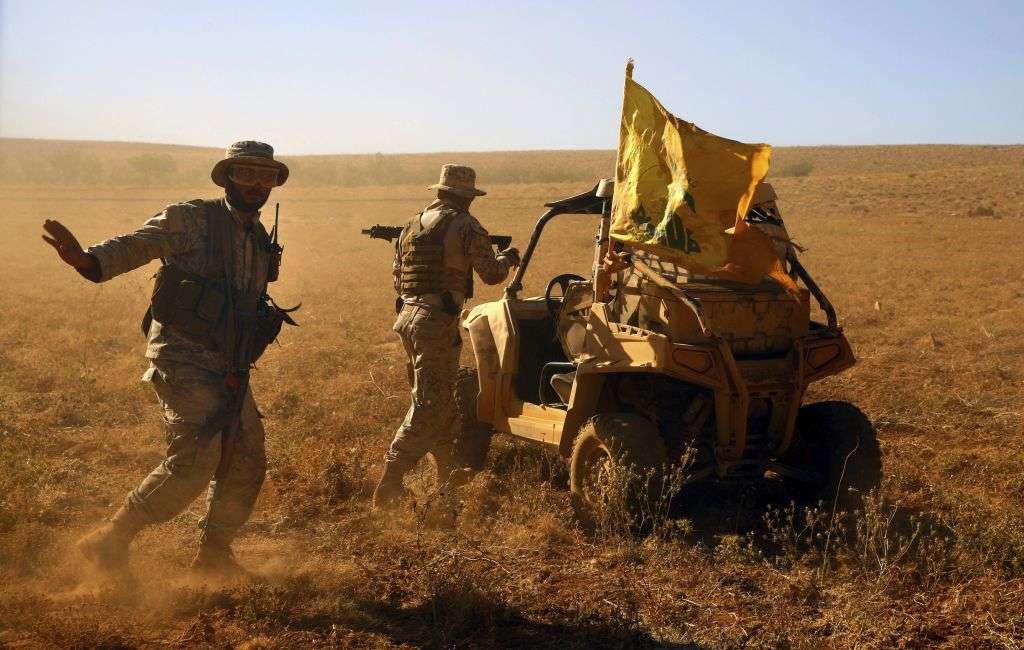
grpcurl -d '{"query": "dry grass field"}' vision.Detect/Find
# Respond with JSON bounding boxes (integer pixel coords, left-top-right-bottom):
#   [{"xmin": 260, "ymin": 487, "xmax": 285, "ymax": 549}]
[{"xmin": 0, "ymin": 140, "xmax": 1022, "ymax": 648}]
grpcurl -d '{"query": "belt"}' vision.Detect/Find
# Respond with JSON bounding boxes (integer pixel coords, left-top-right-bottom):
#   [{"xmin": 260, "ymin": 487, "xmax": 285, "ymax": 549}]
[{"xmin": 401, "ymin": 292, "xmax": 465, "ymax": 308}]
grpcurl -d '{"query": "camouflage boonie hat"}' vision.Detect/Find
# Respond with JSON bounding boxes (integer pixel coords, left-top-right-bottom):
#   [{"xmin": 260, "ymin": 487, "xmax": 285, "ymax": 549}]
[
  {"xmin": 428, "ymin": 164, "xmax": 486, "ymax": 197},
  {"xmin": 211, "ymin": 140, "xmax": 289, "ymax": 188}
]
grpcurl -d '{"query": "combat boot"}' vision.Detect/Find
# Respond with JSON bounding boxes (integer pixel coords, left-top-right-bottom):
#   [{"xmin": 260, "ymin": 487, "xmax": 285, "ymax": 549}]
[
  {"xmin": 190, "ymin": 537, "xmax": 248, "ymax": 579},
  {"xmin": 372, "ymin": 460, "xmax": 410, "ymax": 511},
  {"xmin": 77, "ymin": 506, "xmax": 146, "ymax": 572}
]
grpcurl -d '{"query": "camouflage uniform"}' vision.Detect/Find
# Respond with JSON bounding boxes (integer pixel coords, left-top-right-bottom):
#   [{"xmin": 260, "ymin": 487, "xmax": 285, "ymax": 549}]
[
  {"xmin": 85, "ymin": 198, "xmax": 271, "ymax": 546},
  {"xmin": 384, "ymin": 198, "xmax": 512, "ymax": 474}
]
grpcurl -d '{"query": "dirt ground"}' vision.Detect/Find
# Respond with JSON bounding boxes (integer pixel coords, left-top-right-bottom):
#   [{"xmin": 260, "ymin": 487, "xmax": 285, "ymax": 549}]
[{"xmin": 1, "ymin": 144, "xmax": 1022, "ymax": 648}]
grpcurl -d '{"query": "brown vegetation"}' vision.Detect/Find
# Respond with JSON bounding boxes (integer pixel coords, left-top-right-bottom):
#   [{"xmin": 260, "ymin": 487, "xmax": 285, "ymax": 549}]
[{"xmin": 0, "ymin": 140, "xmax": 1022, "ymax": 647}]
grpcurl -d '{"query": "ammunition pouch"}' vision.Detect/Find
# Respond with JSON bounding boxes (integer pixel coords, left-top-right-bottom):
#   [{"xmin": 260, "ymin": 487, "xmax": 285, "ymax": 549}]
[{"xmin": 147, "ymin": 263, "xmax": 229, "ymax": 349}]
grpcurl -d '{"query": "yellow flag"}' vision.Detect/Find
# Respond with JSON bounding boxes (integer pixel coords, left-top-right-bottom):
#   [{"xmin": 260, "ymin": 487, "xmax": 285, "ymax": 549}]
[{"xmin": 610, "ymin": 64, "xmax": 793, "ymax": 290}]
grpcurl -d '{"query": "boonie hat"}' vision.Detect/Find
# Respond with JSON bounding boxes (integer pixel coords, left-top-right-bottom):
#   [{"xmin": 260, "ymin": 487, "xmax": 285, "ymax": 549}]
[
  {"xmin": 211, "ymin": 140, "xmax": 289, "ymax": 188},
  {"xmin": 428, "ymin": 164, "xmax": 486, "ymax": 197}
]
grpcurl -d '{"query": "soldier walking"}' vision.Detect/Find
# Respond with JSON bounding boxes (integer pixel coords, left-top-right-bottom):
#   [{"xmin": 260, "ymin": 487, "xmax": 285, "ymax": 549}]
[
  {"xmin": 41, "ymin": 141, "xmax": 290, "ymax": 576},
  {"xmin": 373, "ymin": 165, "xmax": 519, "ymax": 509}
]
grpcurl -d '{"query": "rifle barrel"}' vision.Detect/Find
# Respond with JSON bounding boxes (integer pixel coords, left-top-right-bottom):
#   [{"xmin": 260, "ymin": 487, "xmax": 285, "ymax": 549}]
[{"xmin": 362, "ymin": 224, "xmax": 509, "ymax": 247}]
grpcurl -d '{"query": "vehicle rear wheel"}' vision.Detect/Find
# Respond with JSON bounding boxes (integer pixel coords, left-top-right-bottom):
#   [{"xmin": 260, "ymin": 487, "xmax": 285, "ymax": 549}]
[
  {"xmin": 782, "ymin": 401, "xmax": 881, "ymax": 507},
  {"xmin": 429, "ymin": 367, "xmax": 493, "ymax": 486},
  {"xmin": 569, "ymin": 413, "xmax": 668, "ymax": 516}
]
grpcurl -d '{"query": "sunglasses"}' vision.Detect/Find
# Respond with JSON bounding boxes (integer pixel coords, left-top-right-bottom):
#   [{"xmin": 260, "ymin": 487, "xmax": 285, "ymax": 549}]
[{"xmin": 229, "ymin": 164, "xmax": 280, "ymax": 188}]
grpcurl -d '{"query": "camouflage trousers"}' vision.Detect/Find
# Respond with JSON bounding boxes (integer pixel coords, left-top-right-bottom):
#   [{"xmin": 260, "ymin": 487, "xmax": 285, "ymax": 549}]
[
  {"xmin": 385, "ymin": 304, "xmax": 462, "ymax": 469},
  {"xmin": 124, "ymin": 360, "xmax": 266, "ymax": 545}
]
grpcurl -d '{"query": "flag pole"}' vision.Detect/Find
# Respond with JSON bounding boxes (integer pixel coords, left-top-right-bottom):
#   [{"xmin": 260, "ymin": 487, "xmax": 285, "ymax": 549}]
[{"xmin": 594, "ymin": 58, "xmax": 634, "ymax": 303}]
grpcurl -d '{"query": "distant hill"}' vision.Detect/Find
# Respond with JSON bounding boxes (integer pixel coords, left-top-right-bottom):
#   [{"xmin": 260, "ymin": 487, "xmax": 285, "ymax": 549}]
[{"xmin": 1, "ymin": 138, "xmax": 1021, "ymax": 188}]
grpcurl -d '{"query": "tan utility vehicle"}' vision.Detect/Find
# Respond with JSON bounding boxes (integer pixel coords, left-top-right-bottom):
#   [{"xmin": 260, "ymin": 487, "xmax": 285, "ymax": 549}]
[{"xmin": 436, "ymin": 180, "xmax": 879, "ymax": 507}]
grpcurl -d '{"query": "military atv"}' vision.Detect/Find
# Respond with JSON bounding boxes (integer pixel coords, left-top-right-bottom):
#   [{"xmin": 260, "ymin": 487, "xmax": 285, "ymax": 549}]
[{"xmin": 434, "ymin": 179, "xmax": 880, "ymax": 509}]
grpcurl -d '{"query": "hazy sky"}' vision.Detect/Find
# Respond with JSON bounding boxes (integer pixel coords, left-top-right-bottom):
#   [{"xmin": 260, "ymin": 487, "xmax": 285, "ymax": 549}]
[{"xmin": 1, "ymin": 1, "xmax": 1021, "ymax": 154}]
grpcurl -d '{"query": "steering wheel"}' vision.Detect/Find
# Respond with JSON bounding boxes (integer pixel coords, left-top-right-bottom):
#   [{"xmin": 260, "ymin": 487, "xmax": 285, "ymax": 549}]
[{"xmin": 545, "ymin": 273, "xmax": 587, "ymax": 320}]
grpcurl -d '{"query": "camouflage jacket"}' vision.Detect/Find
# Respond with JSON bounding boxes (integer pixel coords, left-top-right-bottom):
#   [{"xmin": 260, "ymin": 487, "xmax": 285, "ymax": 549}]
[
  {"xmin": 85, "ymin": 198, "xmax": 272, "ymax": 373},
  {"xmin": 392, "ymin": 199, "xmax": 512, "ymax": 309}
]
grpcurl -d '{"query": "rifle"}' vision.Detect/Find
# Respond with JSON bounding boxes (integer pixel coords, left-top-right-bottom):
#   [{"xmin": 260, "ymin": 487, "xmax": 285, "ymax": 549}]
[
  {"xmin": 362, "ymin": 224, "xmax": 512, "ymax": 250},
  {"xmin": 213, "ymin": 370, "xmax": 249, "ymax": 483},
  {"xmin": 202, "ymin": 312, "xmax": 252, "ymax": 539}
]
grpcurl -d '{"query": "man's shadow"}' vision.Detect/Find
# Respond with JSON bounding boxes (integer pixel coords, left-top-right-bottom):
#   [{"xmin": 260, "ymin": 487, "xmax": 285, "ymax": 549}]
[{"xmin": 283, "ymin": 589, "xmax": 706, "ymax": 649}]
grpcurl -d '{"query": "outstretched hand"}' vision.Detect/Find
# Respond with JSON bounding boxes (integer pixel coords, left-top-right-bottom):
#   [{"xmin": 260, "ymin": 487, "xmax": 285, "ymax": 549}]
[
  {"xmin": 42, "ymin": 219, "xmax": 98, "ymax": 273},
  {"xmin": 499, "ymin": 247, "xmax": 521, "ymax": 268}
]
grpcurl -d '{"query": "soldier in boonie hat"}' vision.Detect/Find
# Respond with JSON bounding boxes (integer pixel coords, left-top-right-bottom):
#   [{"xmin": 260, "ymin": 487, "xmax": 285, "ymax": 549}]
[
  {"xmin": 427, "ymin": 164, "xmax": 486, "ymax": 197},
  {"xmin": 372, "ymin": 163, "xmax": 520, "ymax": 510},
  {"xmin": 41, "ymin": 140, "xmax": 294, "ymax": 579}
]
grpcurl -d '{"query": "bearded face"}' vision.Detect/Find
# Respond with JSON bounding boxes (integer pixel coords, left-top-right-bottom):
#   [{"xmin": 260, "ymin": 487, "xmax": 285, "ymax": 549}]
[{"xmin": 225, "ymin": 178, "xmax": 272, "ymax": 213}]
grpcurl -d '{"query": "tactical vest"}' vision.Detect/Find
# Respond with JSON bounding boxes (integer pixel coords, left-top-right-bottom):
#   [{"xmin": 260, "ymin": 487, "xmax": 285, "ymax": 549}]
[
  {"xmin": 146, "ymin": 199, "xmax": 287, "ymax": 365},
  {"xmin": 398, "ymin": 206, "xmax": 473, "ymax": 299}
]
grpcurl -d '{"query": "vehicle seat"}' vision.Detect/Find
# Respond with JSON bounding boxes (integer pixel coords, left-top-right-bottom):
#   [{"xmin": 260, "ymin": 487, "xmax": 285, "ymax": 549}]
[
  {"xmin": 539, "ymin": 361, "xmax": 576, "ymax": 406},
  {"xmin": 556, "ymin": 280, "xmax": 593, "ymax": 359},
  {"xmin": 550, "ymin": 370, "xmax": 575, "ymax": 403}
]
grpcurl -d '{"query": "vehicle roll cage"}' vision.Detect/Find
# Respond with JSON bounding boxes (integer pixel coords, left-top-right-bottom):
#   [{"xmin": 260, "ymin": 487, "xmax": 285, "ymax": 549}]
[
  {"xmin": 505, "ymin": 182, "xmax": 607, "ymax": 299},
  {"xmin": 503, "ymin": 181, "xmax": 839, "ymax": 330}
]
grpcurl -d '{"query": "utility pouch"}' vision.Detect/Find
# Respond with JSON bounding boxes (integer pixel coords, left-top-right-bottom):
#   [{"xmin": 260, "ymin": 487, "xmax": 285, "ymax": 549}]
[
  {"xmin": 149, "ymin": 263, "xmax": 229, "ymax": 349},
  {"xmin": 173, "ymin": 279, "xmax": 203, "ymax": 316},
  {"xmin": 196, "ymin": 285, "xmax": 226, "ymax": 322},
  {"xmin": 151, "ymin": 264, "xmax": 191, "ymax": 324}
]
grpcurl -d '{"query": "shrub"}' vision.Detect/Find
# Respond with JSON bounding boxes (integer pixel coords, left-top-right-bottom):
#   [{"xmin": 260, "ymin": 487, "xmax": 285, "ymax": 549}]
[
  {"xmin": 128, "ymin": 153, "xmax": 177, "ymax": 184},
  {"xmin": 775, "ymin": 161, "xmax": 814, "ymax": 178},
  {"xmin": 967, "ymin": 204, "xmax": 997, "ymax": 218}
]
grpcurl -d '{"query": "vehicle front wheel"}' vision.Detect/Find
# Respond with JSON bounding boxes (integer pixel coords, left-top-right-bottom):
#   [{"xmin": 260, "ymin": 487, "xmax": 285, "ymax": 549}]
[{"xmin": 569, "ymin": 413, "xmax": 668, "ymax": 518}]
